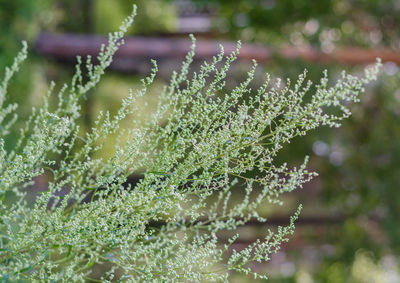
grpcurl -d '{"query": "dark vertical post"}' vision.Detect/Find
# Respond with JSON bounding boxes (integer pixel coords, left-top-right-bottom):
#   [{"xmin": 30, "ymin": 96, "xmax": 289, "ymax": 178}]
[{"xmin": 81, "ymin": 0, "xmax": 94, "ymax": 133}]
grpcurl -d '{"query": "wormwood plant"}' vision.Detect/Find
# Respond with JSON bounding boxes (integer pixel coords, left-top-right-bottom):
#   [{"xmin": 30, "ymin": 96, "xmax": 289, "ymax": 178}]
[{"xmin": 0, "ymin": 6, "xmax": 381, "ymax": 282}]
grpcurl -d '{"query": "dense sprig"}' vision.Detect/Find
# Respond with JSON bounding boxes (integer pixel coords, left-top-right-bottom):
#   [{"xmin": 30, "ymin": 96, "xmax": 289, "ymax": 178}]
[{"xmin": 0, "ymin": 6, "xmax": 381, "ymax": 282}]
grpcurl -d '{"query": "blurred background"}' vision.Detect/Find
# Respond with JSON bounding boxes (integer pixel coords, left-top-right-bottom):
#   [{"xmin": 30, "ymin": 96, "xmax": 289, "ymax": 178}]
[{"xmin": 1, "ymin": 0, "xmax": 399, "ymax": 282}]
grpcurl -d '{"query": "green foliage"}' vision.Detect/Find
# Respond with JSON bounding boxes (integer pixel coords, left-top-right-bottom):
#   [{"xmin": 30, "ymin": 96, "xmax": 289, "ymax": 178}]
[
  {"xmin": 56, "ymin": 0, "xmax": 177, "ymax": 35},
  {"xmin": 0, "ymin": 6, "xmax": 381, "ymax": 282},
  {"xmin": 309, "ymin": 71, "xmax": 400, "ymax": 281},
  {"xmin": 0, "ymin": 0, "xmax": 53, "ymax": 66},
  {"xmin": 199, "ymin": 0, "xmax": 400, "ymax": 47},
  {"xmin": 94, "ymin": 0, "xmax": 177, "ymax": 35}
]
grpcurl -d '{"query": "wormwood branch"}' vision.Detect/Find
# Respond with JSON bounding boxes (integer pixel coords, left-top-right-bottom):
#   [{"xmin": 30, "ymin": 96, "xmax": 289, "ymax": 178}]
[{"xmin": 0, "ymin": 5, "xmax": 381, "ymax": 282}]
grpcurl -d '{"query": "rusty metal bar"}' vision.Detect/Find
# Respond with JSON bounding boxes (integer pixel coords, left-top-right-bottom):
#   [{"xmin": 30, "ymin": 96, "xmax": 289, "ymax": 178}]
[
  {"xmin": 34, "ymin": 32, "xmax": 270, "ymax": 72},
  {"xmin": 35, "ymin": 32, "xmax": 400, "ymax": 73}
]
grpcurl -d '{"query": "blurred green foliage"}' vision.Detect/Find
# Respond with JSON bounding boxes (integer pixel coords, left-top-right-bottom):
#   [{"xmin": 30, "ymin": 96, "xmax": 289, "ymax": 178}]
[
  {"xmin": 317, "ymin": 72, "xmax": 400, "ymax": 265},
  {"xmin": 198, "ymin": 0, "xmax": 400, "ymax": 48},
  {"xmin": 0, "ymin": 0, "xmax": 54, "ymax": 66},
  {"xmin": 94, "ymin": 0, "xmax": 177, "ymax": 34},
  {"xmin": 57, "ymin": 0, "xmax": 177, "ymax": 34}
]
